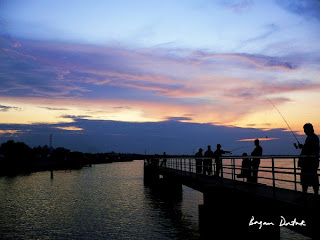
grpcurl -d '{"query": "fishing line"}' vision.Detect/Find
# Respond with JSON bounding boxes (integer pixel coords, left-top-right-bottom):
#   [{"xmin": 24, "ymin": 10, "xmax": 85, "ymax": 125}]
[
  {"xmin": 265, "ymin": 96, "xmax": 301, "ymax": 148},
  {"xmin": 229, "ymin": 145, "xmax": 251, "ymax": 153}
]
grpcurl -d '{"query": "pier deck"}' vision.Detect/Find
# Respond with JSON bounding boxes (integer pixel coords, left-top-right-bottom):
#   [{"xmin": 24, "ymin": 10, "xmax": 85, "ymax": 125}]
[{"xmin": 144, "ymin": 155, "xmax": 320, "ymax": 239}]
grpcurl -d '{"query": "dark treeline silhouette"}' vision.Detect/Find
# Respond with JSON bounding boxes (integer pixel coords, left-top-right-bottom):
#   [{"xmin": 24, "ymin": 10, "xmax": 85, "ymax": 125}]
[{"xmin": 0, "ymin": 140, "xmax": 145, "ymax": 176}]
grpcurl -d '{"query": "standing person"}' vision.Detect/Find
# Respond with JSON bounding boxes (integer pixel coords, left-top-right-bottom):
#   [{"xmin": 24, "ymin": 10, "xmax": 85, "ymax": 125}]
[
  {"xmin": 237, "ymin": 152, "xmax": 251, "ymax": 181},
  {"xmin": 251, "ymin": 139, "xmax": 263, "ymax": 183},
  {"xmin": 195, "ymin": 148, "xmax": 203, "ymax": 174},
  {"xmin": 204, "ymin": 145, "xmax": 214, "ymax": 175},
  {"xmin": 213, "ymin": 144, "xmax": 231, "ymax": 177},
  {"xmin": 160, "ymin": 152, "xmax": 167, "ymax": 167},
  {"xmin": 298, "ymin": 123, "xmax": 319, "ymax": 195}
]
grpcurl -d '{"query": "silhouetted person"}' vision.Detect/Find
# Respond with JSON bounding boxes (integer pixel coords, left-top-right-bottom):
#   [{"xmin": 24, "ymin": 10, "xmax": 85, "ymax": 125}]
[
  {"xmin": 203, "ymin": 145, "xmax": 214, "ymax": 175},
  {"xmin": 213, "ymin": 144, "xmax": 230, "ymax": 177},
  {"xmin": 298, "ymin": 123, "xmax": 319, "ymax": 195},
  {"xmin": 195, "ymin": 148, "xmax": 203, "ymax": 174},
  {"xmin": 160, "ymin": 152, "xmax": 167, "ymax": 167},
  {"xmin": 250, "ymin": 139, "xmax": 263, "ymax": 183},
  {"xmin": 237, "ymin": 152, "xmax": 251, "ymax": 181}
]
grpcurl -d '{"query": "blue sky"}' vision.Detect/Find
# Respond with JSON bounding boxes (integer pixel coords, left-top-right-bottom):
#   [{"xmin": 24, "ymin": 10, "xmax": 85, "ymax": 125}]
[{"xmin": 1, "ymin": 0, "xmax": 320, "ymax": 154}]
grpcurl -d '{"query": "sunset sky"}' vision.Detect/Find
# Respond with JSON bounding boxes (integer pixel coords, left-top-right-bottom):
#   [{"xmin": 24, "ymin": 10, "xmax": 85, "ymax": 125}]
[{"xmin": 1, "ymin": 0, "xmax": 320, "ymax": 154}]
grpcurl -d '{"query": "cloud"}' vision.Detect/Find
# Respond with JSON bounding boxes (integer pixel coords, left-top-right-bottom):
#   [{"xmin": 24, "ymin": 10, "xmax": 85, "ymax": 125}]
[
  {"xmin": 55, "ymin": 126, "xmax": 83, "ymax": 131},
  {"xmin": 221, "ymin": 0, "xmax": 254, "ymax": 12},
  {"xmin": 165, "ymin": 116, "xmax": 193, "ymax": 122},
  {"xmin": 0, "ymin": 105, "xmax": 12, "ymax": 111},
  {"xmin": 237, "ymin": 137, "xmax": 279, "ymax": 142},
  {"xmin": 226, "ymin": 80, "xmax": 320, "ymax": 101},
  {"xmin": 1, "ymin": 35, "xmax": 303, "ymax": 102},
  {"xmin": 0, "ymin": 105, "xmax": 20, "ymax": 111},
  {"xmin": 0, "ymin": 129, "xmax": 23, "ymax": 136},
  {"xmin": 0, "ymin": 37, "xmax": 91, "ymax": 98},
  {"xmin": 276, "ymin": 0, "xmax": 320, "ymax": 21},
  {"xmin": 1, "ymin": 35, "xmax": 320, "ymax": 129},
  {"xmin": 38, "ymin": 106, "xmax": 69, "ymax": 111},
  {"xmin": 0, "ymin": 119, "xmax": 304, "ymax": 155},
  {"xmin": 61, "ymin": 115, "xmax": 92, "ymax": 120},
  {"xmin": 189, "ymin": 51, "xmax": 297, "ymax": 70},
  {"xmin": 241, "ymin": 24, "xmax": 280, "ymax": 45}
]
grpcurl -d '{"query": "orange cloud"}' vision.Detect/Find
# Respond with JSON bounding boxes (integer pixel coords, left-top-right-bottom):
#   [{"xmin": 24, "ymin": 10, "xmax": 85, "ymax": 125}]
[
  {"xmin": 237, "ymin": 137, "xmax": 279, "ymax": 142},
  {"xmin": 55, "ymin": 126, "xmax": 83, "ymax": 131},
  {"xmin": 0, "ymin": 130, "xmax": 22, "ymax": 136}
]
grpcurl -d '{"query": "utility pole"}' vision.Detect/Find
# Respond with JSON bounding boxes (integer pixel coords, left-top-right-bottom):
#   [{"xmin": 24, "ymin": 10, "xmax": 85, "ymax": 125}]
[
  {"xmin": 49, "ymin": 134, "xmax": 53, "ymax": 148},
  {"xmin": 49, "ymin": 134, "xmax": 53, "ymax": 154}
]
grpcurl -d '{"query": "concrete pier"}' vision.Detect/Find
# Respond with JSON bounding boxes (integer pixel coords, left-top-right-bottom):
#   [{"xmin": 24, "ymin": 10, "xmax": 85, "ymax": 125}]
[
  {"xmin": 199, "ymin": 188, "xmax": 280, "ymax": 240},
  {"xmin": 144, "ymin": 157, "xmax": 320, "ymax": 239}
]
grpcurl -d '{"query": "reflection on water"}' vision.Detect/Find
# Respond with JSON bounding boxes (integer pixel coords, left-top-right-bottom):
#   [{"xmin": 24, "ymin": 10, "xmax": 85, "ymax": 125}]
[
  {"xmin": 144, "ymin": 185, "xmax": 201, "ymax": 240},
  {"xmin": 0, "ymin": 161, "xmax": 202, "ymax": 240}
]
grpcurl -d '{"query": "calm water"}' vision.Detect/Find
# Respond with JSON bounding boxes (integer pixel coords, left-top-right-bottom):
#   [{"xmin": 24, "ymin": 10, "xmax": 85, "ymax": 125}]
[
  {"xmin": 0, "ymin": 160, "xmax": 310, "ymax": 239},
  {"xmin": 0, "ymin": 161, "xmax": 202, "ymax": 240}
]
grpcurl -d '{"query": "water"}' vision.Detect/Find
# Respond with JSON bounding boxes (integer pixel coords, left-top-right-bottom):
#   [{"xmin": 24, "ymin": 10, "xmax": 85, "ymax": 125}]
[
  {"xmin": 0, "ymin": 161, "xmax": 202, "ymax": 240},
  {"xmin": 0, "ymin": 160, "xmax": 311, "ymax": 239}
]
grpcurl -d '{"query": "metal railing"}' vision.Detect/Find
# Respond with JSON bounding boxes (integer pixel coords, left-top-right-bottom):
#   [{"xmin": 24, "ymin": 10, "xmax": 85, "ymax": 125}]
[{"xmin": 146, "ymin": 155, "xmax": 320, "ymax": 193}]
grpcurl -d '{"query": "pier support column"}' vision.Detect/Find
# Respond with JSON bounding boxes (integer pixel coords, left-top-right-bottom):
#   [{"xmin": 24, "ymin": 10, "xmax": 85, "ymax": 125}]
[
  {"xmin": 199, "ymin": 188, "xmax": 280, "ymax": 240},
  {"xmin": 144, "ymin": 160, "xmax": 182, "ymax": 195},
  {"xmin": 278, "ymin": 198, "xmax": 320, "ymax": 240},
  {"xmin": 160, "ymin": 175, "xmax": 183, "ymax": 194},
  {"xmin": 310, "ymin": 206, "xmax": 320, "ymax": 240},
  {"xmin": 144, "ymin": 160, "xmax": 160, "ymax": 186}
]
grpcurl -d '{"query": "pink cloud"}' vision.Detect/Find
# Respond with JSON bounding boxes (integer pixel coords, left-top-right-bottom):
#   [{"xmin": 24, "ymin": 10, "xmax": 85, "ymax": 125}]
[
  {"xmin": 189, "ymin": 51, "xmax": 296, "ymax": 71},
  {"xmin": 2, "ymin": 35, "xmax": 320, "ymax": 128}
]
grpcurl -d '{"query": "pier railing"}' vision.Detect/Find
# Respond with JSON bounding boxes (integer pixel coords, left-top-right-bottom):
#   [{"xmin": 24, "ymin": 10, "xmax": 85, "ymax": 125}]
[{"xmin": 145, "ymin": 155, "xmax": 320, "ymax": 193}]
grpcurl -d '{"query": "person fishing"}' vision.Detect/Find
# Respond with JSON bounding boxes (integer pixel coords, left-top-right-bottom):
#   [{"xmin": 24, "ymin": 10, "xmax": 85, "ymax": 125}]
[
  {"xmin": 213, "ymin": 144, "xmax": 231, "ymax": 177},
  {"xmin": 203, "ymin": 145, "xmax": 214, "ymax": 175},
  {"xmin": 250, "ymin": 139, "xmax": 263, "ymax": 183},
  {"xmin": 297, "ymin": 123, "xmax": 319, "ymax": 195},
  {"xmin": 195, "ymin": 148, "xmax": 203, "ymax": 174},
  {"xmin": 266, "ymin": 98, "xmax": 320, "ymax": 195}
]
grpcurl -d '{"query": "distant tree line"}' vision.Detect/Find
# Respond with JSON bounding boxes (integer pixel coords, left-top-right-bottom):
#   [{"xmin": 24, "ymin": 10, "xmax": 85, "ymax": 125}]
[{"xmin": 0, "ymin": 140, "xmax": 145, "ymax": 176}]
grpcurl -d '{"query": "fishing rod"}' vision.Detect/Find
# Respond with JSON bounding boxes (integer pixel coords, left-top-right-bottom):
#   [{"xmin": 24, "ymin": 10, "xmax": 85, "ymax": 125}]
[
  {"xmin": 265, "ymin": 96, "xmax": 301, "ymax": 149},
  {"xmin": 229, "ymin": 136, "xmax": 271, "ymax": 153},
  {"xmin": 229, "ymin": 145, "xmax": 251, "ymax": 153}
]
